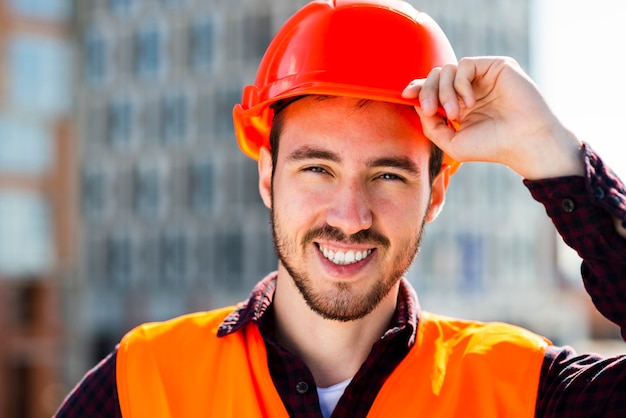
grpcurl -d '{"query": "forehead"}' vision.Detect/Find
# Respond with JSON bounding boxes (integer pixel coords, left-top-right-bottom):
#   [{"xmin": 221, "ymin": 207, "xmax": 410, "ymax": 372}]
[{"xmin": 277, "ymin": 96, "xmax": 431, "ymax": 161}]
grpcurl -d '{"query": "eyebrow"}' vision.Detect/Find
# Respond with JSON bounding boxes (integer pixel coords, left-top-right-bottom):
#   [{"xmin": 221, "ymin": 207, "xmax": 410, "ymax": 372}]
[
  {"xmin": 285, "ymin": 147, "xmax": 340, "ymax": 163},
  {"xmin": 285, "ymin": 146, "xmax": 421, "ymax": 176},
  {"xmin": 366, "ymin": 157, "xmax": 421, "ymax": 176}
]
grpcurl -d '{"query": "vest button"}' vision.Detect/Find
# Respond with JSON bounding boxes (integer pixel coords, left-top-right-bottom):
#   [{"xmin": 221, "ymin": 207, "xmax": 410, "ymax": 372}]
[{"xmin": 296, "ymin": 381, "xmax": 309, "ymax": 394}]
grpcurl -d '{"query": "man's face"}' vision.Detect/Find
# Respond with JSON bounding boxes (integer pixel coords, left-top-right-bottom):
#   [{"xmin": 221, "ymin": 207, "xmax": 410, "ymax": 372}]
[{"xmin": 258, "ymin": 96, "xmax": 447, "ymax": 322}]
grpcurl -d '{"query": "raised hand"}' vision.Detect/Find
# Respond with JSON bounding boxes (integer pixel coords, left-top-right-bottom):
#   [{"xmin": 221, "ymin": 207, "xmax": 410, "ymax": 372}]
[{"xmin": 402, "ymin": 57, "xmax": 584, "ymax": 180}]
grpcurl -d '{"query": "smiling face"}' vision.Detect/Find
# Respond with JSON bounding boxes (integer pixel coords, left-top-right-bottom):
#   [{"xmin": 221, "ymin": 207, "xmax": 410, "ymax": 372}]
[{"xmin": 258, "ymin": 96, "xmax": 448, "ymax": 322}]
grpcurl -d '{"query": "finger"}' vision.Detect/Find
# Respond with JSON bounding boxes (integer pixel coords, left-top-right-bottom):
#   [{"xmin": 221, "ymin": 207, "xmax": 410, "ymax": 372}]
[
  {"xmin": 454, "ymin": 58, "xmax": 477, "ymax": 108},
  {"xmin": 437, "ymin": 64, "xmax": 460, "ymax": 120},
  {"xmin": 418, "ymin": 67, "xmax": 442, "ymax": 116},
  {"xmin": 414, "ymin": 103, "xmax": 455, "ymax": 149},
  {"xmin": 401, "ymin": 79, "xmax": 423, "ymax": 99}
]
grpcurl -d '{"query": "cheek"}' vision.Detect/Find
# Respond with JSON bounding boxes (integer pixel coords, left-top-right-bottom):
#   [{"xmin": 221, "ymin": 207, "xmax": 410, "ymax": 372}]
[
  {"xmin": 372, "ymin": 185, "xmax": 430, "ymax": 217},
  {"xmin": 273, "ymin": 183, "xmax": 320, "ymax": 231}
]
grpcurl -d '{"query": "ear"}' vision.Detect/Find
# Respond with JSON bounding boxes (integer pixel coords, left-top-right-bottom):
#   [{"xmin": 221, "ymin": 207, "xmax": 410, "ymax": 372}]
[
  {"xmin": 258, "ymin": 147, "xmax": 273, "ymax": 209},
  {"xmin": 425, "ymin": 164, "xmax": 451, "ymax": 223}
]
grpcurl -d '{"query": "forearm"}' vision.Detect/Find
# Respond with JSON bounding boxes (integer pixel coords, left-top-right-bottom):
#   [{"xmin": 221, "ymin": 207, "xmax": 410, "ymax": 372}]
[{"xmin": 525, "ymin": 143, "xmax": 626, "ymax": 335}]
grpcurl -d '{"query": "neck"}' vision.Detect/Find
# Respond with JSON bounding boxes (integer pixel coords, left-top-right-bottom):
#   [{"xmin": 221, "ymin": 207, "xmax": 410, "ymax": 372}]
[{"xmin": 272, "ymin": 267, "xmax": 400, "ymax": 388}]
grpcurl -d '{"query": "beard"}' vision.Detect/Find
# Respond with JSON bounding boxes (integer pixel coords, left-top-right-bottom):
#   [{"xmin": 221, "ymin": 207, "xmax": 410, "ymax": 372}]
[{"xmin": 270, "ymin": 201, "xmax": 428, "ymax": 322}]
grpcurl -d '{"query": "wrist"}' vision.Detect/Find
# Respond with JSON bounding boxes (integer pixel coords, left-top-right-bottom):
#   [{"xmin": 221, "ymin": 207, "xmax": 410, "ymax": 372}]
[{"xmin": 512, "ymin": 128, "xmax": 584, "ymax": 180}]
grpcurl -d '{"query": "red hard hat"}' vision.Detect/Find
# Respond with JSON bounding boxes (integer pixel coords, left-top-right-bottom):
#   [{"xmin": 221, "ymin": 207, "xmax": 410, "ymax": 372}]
[{"xmin": 233, "ymin": 0, "xmax": 460, "ymax": 173}]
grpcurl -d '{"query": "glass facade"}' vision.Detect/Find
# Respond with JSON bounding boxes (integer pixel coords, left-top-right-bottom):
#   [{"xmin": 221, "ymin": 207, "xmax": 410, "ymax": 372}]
[
  {"xmin": 9, "ymin": 0, "xmax": 71, "ymax": 20},
  {"xmin": 0, "ymin": 191, "xmax": 53, "ymax": 276},
  {"xmin": 8, "ymin": 35, "xmax": 72, "ymax": 115},
  {"xmin": 0, "ymin": 117, "xmax": 52, "ymax": 174},
  {"xmin": 0, "ymin": 0, "xmax": 75, "ymax": 415}
]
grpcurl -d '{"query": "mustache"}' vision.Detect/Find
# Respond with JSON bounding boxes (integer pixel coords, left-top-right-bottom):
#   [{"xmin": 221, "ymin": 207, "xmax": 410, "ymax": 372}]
[{"xmin": 302, "ymin": 224, "xmax": 390, "ymax": 249}]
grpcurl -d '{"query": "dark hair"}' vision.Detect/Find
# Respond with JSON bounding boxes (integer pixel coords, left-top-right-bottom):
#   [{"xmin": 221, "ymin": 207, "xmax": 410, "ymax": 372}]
[{"xmin": 269, "ymin": 98, "xmax": 444, "ymax": 185}]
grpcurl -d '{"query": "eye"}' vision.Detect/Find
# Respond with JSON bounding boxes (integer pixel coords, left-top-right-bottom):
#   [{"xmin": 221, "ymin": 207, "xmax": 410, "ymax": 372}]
[
  {"xmin": 303, "ymin": 166, "xmax": 328, "ymax": 174},
  {"xmin": 378, "ymin": 172, "xmax": 404, "ymax": 182}
]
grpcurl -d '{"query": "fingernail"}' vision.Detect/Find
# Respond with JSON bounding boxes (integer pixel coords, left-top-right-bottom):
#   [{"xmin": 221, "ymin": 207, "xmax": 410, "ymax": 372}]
[
  {"xmin": 401, "ymin": 85, "xmax": 416, "ymax": 98},
  {"xmin": 421, "ymin": 99, "xmax": 434, "ymax": 112}
]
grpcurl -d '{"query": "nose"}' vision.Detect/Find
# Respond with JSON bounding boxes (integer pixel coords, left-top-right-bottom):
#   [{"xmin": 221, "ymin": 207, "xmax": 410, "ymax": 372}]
[{"xmin": 325, "ymin": 179, "xmax": 373, "ymax": 236}]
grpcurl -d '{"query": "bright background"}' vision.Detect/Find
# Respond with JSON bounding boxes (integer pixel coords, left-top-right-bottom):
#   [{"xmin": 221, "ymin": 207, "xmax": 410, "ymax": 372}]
[{"xmin": 532, "ymin": 0, "xmax": 626, "ymax": 179}]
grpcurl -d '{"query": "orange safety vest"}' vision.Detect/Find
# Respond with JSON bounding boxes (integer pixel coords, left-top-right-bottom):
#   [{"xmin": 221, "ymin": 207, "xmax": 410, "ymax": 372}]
[{"xmin": 117, "ymin": 307, "xmax": 549, "ymax": 417}]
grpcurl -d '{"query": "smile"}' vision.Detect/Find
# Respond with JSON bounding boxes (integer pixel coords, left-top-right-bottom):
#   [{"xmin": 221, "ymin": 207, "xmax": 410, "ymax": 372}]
[{"xmin": 317, "ymin": 244, "xmax": 373, "ymax": 266}]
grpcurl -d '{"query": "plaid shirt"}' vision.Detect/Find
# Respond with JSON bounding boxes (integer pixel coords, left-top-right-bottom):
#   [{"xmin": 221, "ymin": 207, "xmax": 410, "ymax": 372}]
[{"xmin": 55, "ymin": 144, "xmax": 626, "ymax": 417}]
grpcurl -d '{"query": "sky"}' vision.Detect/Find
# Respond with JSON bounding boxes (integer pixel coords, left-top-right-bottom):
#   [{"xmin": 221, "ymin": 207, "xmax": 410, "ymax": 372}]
[{"xmin": 531, "ymin": 0, "xmax": 626, "ymax": 179}]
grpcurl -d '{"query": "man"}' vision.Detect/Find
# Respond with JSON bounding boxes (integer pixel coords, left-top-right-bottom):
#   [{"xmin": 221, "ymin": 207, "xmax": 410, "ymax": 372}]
[{"xmin": 56, "ymin": 0, "xmax": 626, "ymax": 416}]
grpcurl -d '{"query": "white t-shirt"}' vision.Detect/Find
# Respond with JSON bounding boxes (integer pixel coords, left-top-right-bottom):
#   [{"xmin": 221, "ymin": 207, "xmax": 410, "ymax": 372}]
[{"xmin": 317, "ymin": 377, "xmax": 353, "ymax": 418}]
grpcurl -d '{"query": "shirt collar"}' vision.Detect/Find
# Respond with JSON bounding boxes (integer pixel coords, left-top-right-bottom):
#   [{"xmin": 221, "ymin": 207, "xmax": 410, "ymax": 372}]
[{"xmin": 217, "ymin": 271, "xmax": 420, "ymax": 347}]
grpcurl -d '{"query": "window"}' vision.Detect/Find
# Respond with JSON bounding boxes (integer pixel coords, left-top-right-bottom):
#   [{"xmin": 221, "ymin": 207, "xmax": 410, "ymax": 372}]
[
  {"xmin": 0, "ymin": 191, "xmax": 53, "ymax": 276},
  {"xmin": 85, "ymin": 236, "xmax": 105, "ymax": 285},
  {"xmin": 457, "ymin": 233, "xmax": 483, "ymax": 292},
  {"xmin": 9, "ymin": 362, "xmax": 32, "ymax": 418},
  {"xmin": 15, "ymin": 281, "xmax": 43, "ymax": 327},
  {"xmin": 84, "ymin": 30, "xmax": 108, "ymax": 84},
  {"xmin": 136, "ymin": 235, "xmax": 159, "ymax": 285},
  {"xmin": 215, "ymin": 229, "xmax": 243, "ymax": 289},
  {"xmin": 108, "ymin": 0, "xmax": 134, "ymax": 15},
  {"xmin": 241, "ymin": 159, "xmax": 263, "ymax": 207},
  {"xmin": 160, "ymin": 92, "xmax": 187, "ymax": 144},
  {"xmin": 91, "ymin": 332, "xmax": 121, "ymax": 369},
  {"xmin": 105, "ymin": 233, "xmax": 132, "ymax": 288},
  {"xmin": 242, "ymin": 14, "xmax": 272, "ymax": 59},
  {"xmin": 160, "ymin": 0, "xmax": 187, "ymax": 8},
  {"xmin": 160, "ymin": 230, "xmax": 187, "ymax": 286},
  {"xmin": 188, "ymin": 19, "xmax": 215, "ymax": 71},
  {"xmin": 188, "ymin": 160, "xmax": 214, "ymax": 213},
  {"xmin": 81, "ymin": 166, "xmax": 107, "ymax": 219},
  {"xmin": 8, "ymin": 35, "xmax": 72, "ymax": 115},
  {"xmin": 195, "ymin": 93, "xmax": 213, "ymax": 138},
  {"xmin": 133, "ymin": 163, "xmax": 165, "ymax": 217},
  {"xmin": 254, "ymin": 231, "xmax": 277, "ymax": 278},
  {"xmin": 213, "ymin": 89, "xmax": 240, "ymax": 135},
  {"xmin": 9, "ymin": 0, "xmax": 71, "ymax": 21},
  {"xmin": 133, "ymin": 23, "xmax": 165, "ymax": 78},
  {"xmin": 0, "ymin": 117, "xmax": 52, "ymax": 174},
  {"xmin": 106, "ymin": 97, "xmax": 134, "ymax": 147},
  {"xmin": 142, "ymin": 97, "xmax": 160, "ymax": 144},
  {"xmin": 192, "ymin": 234, "xmax": 214, "ymax": 287}
]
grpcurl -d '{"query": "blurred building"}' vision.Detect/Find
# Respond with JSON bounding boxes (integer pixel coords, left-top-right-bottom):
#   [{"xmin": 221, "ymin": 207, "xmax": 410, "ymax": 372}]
[
  {"xmin": 0, "ymin": 0, "xmax": 74, "ymax": 416},
  {"xmin": 68, "ymin": 0, "xmax": 296, "ymax": 385},
  {"xmin": 65, "ymin": 0, "xmax": 618, "ymax": 396}
]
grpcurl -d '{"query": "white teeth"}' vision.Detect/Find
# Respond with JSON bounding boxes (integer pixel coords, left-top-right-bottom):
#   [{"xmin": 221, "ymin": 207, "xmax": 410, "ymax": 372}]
[{"xmin": 319, "ymin": 245, "xmax": 372, "ymax": 265}]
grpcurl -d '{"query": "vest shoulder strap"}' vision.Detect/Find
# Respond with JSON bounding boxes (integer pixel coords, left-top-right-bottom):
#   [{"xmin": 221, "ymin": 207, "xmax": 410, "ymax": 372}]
[
  {"xmin": 116, "ymin": 307, "xmax": 287, "ymax": 418},
  {"xmin": 370, "ymin": 311, "xmax": 550, "ymax": 418}
]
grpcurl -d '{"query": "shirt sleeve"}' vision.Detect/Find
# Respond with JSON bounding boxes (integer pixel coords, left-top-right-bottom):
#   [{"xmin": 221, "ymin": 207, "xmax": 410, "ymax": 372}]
[
  {"xmin": 54, "ymin": 347, "xmax": 122, "ymax": 418},
  {"xmin": 537, "ymin": 345, "xmax": 626, "ymax": 416},
  {"xmin": 524, "ymin": 143, "xmax": 626, "ymax": 335},
  {"xmin": 524, "ymin": 143, "xmax": 626, "ymax": 417}
]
